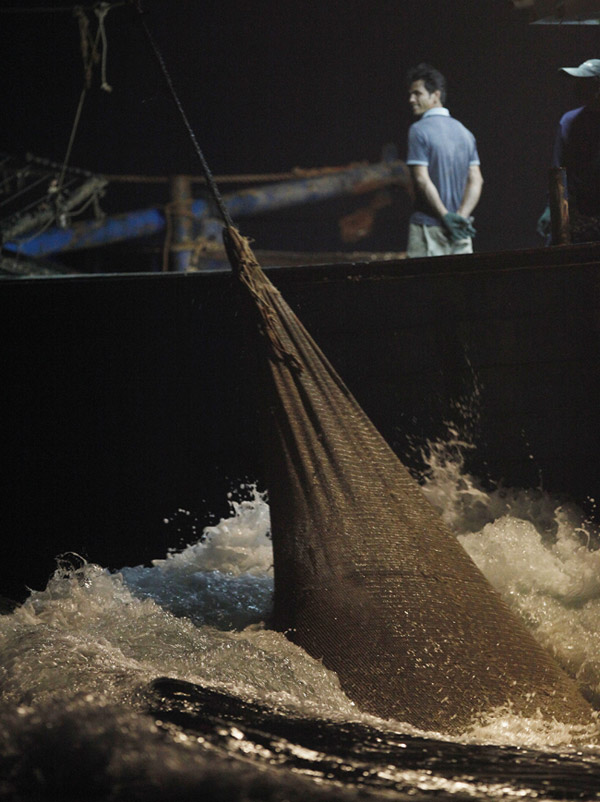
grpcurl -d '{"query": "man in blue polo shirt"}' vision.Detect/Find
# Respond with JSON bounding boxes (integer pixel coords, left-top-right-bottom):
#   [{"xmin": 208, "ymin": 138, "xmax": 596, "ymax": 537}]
[{"xmin": 405, "ymin": 63, "xmax": 483, "ymax": 258}]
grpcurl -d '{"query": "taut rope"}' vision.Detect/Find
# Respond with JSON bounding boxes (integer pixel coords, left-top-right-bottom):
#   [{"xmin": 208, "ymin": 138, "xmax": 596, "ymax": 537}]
[
  {"xmin": 134, "ymin": 1, "xmax": 234, "ymax": 232},
  {"xmin": 134, "ymin": 3, "xmax": 301, "ymax": 367}
]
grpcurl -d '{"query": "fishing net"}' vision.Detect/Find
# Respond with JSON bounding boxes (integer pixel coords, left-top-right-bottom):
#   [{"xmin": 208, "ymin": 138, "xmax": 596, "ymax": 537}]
[
  {"xmin": 132, "ymin": 4, "xmax": 590, "ymax": 733},
  {"xmin": 223, "ymin": 229, "xmax": 590, "ymax": 733}
]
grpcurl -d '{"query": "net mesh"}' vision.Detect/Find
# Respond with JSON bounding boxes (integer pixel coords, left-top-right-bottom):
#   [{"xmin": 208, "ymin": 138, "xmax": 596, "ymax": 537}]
[{"xmin": 224, "ymin": 226, "xmax": 591, "ymax": 732}]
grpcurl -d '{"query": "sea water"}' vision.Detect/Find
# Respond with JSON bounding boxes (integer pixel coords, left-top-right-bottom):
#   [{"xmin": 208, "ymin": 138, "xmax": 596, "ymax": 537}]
[{"xmin": 1, "ymin": 435, "xmax": 600, "ymax": 800}]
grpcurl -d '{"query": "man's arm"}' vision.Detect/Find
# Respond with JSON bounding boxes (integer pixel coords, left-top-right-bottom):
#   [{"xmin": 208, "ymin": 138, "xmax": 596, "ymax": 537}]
[
  {"xmin": 457, "ymin": 165, "xmax": 483, "ymax": 218},
  {"xmin": 411, "ymin": 163, "xmax": 478, "ymax": 241},
  {"xmin": 538, "ymin": 121, "xmax": 563, "ymax": 240},
  {"xmin": 410, "ymin": 164, "xmax": 448, "ymax": 219}
]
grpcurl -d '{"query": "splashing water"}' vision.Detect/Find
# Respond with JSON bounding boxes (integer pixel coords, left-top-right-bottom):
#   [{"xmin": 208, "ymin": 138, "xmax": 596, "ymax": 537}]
[
  {"xmin": 418, "ymin": 415, "xmax": 600, "ymax": 713},
  {"xmin": 120, "ymin": 489, "xmax": 275, "ymax": 630},
  {"xmin": 2, "ymin": 436, "xmax": 600, "ymax": 798}
]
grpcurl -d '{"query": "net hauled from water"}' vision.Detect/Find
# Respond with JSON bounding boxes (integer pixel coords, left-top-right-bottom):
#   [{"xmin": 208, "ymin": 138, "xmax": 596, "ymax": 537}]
[{"xmin": 224, "ymin": 226, "xmax": 591, "ymax": 733}]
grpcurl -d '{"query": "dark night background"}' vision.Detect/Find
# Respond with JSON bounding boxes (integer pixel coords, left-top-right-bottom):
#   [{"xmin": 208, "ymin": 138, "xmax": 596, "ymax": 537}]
[
  {"xmin": 2, "ymin": 0, "xmax": 599, "ymax": 255},
  {"xmin": 2, "ymin": 1, "xmax": 600, "ymax": 602}
]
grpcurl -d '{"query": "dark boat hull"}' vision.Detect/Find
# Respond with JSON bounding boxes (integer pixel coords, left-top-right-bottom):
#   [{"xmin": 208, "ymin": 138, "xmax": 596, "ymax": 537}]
[{"xmin": 2, "ymin": 243, "xmax": 599, "ymax": 601}]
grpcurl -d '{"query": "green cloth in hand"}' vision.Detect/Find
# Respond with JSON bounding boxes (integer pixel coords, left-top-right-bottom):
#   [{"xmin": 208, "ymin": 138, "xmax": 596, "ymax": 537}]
[{"xmin": 442, "ymin": 212, "xmax": 477, "ymax": 242}]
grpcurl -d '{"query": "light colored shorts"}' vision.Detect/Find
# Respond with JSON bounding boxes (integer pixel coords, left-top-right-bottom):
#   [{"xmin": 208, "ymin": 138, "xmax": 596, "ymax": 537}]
[{"xmin": 407, "ymin": 223, "xmax": 473, "ymax": 258}]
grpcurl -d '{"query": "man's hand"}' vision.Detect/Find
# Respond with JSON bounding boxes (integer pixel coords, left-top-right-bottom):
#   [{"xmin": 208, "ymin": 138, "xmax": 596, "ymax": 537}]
[{"xmin": 442, "ymin": 212, "xmax": 477, "ymax": 242}]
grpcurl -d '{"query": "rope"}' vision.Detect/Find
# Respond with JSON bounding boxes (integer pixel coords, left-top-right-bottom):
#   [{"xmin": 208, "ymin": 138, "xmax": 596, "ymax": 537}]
[
  {"xmin": 160, "ymin": 197, "xmax": 196, "ymax": 271},
  {"xmin": 57, "ymin": 87, "xmax": 88, "ymax": 193},
  {"xmin": 75, "ymin": 4, "xmax": 94, "ymax": 88},
  {"xmin": 188, "ymin": 236, "xmax": 219, "ymax": 270},
  {"xmin": 134, "ymin": 2, "xmax": 234, "ymax": 231},
  {"xmin": 57, "ymin": 8, "xmax": 99, "ymax": 192},
  {"xmin": 223, "ymin": 226, "xmax": 303, "ymax": 370},
  {"xmin": 56, "ymin": 4, "xmax": 115, "ymax": 203},
  {"xmin": 66, "ymin": 188, "xmax": 106, "ymax": 218},
  {"xmin": 95, "ymin": 2, "xmax": 113, "ymax": 92},
  {"xmin": 0, "ymin": 170, "xmax": 47, "ymax": 210},
  {"xmin": 25, "ymin": 153, "xmax": 97, "ymax": 179}
]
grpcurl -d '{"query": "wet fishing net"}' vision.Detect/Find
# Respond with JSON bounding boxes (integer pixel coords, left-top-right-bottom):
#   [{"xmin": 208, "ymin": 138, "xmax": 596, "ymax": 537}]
[
  {"xmin": 133, "ymin": 5, "xmax": 590, "ymax": 734},
  {"xmin": 224, "ymin": 226, "xmax": 590, "ymax": 733}
]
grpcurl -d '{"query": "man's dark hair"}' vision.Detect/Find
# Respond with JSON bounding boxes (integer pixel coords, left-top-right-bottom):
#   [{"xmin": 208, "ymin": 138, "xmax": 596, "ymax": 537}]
[{"xmin": 407, "ymin": 63, "xmax": 447, "ymax": 104}]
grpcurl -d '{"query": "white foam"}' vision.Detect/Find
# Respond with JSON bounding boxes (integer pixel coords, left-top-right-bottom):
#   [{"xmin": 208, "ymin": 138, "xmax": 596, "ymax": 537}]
[{"xmin": 2, "ymin": 431, "xmax": 600, "ymax": 748}]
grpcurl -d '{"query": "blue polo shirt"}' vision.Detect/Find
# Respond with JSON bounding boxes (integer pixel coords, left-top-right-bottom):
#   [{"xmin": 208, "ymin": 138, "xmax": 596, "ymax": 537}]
[{"xmin": 407, "ymin": 107, "xmax": 480, "ymax": 226}]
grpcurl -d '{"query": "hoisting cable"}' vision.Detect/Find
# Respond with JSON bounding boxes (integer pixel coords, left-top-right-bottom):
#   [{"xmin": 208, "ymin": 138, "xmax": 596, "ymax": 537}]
[
  {"xmin": 133, "ymin": 1, "xmax": 234, "ymax": 231},
  {"xmin": 134, "ymin": 2, "xmax": 300, "ymax": 367}
]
